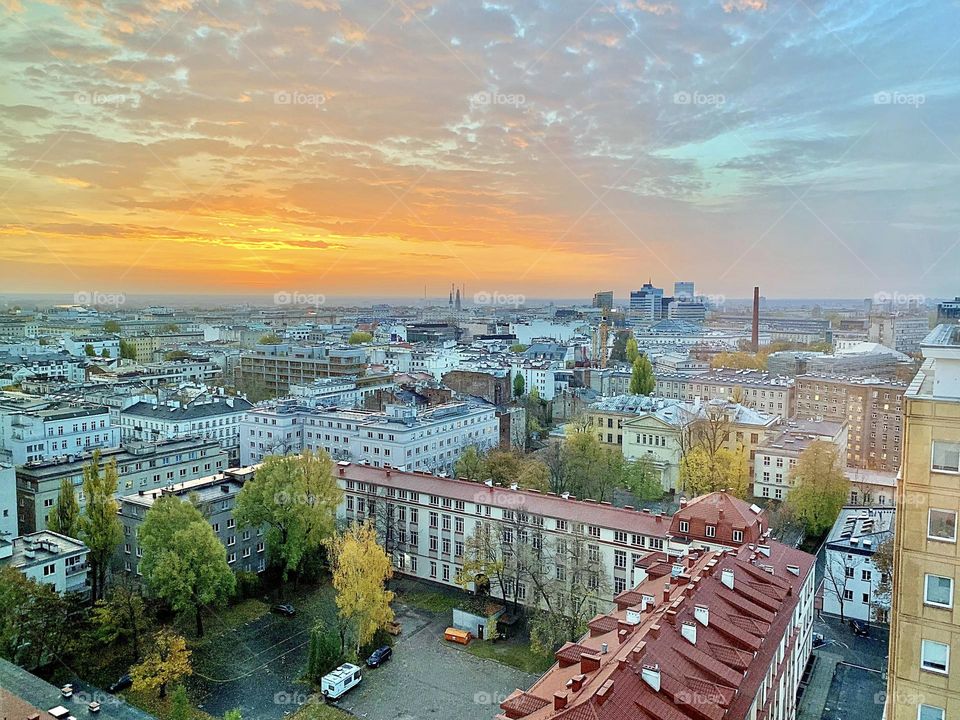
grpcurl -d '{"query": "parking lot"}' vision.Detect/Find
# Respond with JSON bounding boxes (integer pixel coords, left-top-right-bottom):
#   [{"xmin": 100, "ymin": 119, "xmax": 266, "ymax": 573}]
[{"xmin": 191, "ymin": 599, "xmax": 537, "ymax": 720}]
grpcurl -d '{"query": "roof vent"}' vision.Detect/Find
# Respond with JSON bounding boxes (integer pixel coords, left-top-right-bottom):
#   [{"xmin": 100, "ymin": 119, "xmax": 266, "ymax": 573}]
[
  {"xmin": 641, "ymin": 664, "xmax": 661, "ymax": 692},
  {"xmin": 681, "ymin": 621, "xmax": 697, "ymax": 645},
  {"xmin": 694, "ymin": 605, "xmax": 709, "ymax": 627},
  {"xmin": 721, "ymin": 568, "xmax": 735, "ymax": 590}
]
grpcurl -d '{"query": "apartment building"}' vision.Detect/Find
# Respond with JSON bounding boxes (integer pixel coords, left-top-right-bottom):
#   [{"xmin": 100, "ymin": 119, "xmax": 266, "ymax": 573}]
[
  {"xmin": 0, "ymin": 351, "xmax": 87, "ymax": 385},
  {"xmin": 114, "ymin": 357, "xmax": 221, "ymax": 386},
  {"xmin": 821, "ymin": 507, "xmax": 894, "ymax": 623},
  {"xmin": 117, "ymin": 467, "xmax": 265, "ymax": 576},
  {"xmin": 129, "ymin": 330, "xmax": 204, "ymax": 362},
  {"xmin": 0, "ymin": 531, "xmax": 89, "ymax": 596},
  {"xmin": 654, "ymin": 368, "xmax": 795, "ymax": 418},
  {"xmin": 617, "ymin": 398, "xmax": 780, "ymax": 492},
  {"xmin": 120, "ymin": 396, "xmax": 252, "ymax": 465},
  {"xmin": 667, "ymin": 492, "xmax": 768, "ymax": 552},
  {"xmin": 0, "ymin": 463, "xmax": 15, "ymax": 545},
  {"xmin": 869, "ymin": 313, "xmax": 929, "ymax": 355},
  {"xmin": 752, "ymin": 418, "xmax": 849, "ymax": 501},
  {"xmin": 795, "ymin": 373, "xmax": 905, "ymax": 471},
  {"xmin": 0, "ymin": 404, "xmax": 118, "ymax": 465},
  {"xmin": 585, "ymin": 395, "xmax": 679, "ymax": 449},
  {"xmin": 496, "ymin": 540, "xmax": 816, "ymax": 720},
  {"xmin": 887, "ymin": 325, "xmax": 960, "ymax": 720},
  {"xmin": 241, "ymin": 401, "xmax": 499, "ymax": 475},
  {"xmin": 238, "ymin": 343, "xmax": 367, "ymax": 394},
  {"xmin": 16, "ymin": 438, "xmax": 228, "ymax": 533}
]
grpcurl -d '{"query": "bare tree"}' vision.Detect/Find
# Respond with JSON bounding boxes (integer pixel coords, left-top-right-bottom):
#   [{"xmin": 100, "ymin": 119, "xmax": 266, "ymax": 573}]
[{"xmin": 823, "ymin": 551, "xmax": 864, "ymax": 623}]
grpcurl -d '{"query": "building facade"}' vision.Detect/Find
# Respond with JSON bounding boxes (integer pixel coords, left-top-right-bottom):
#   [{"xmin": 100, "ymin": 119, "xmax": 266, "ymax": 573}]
[
  {"xmin": 869, "ymin": 313, "xmax": 929, "ymax": 355},
  {"xmin": 654, "ymin": 369, "xmax": 795, "ymax": 418},
  {"xmin": 821, "ymin": 506, "xmax": 894, "ymax": 622},
  {"xmin": 0, "ymin": 531, "xmax": 89, "ymax": 596},
  {"xmin": 887, "ymin": 325, "xmax": 960, "ymax": 720},
  {"xmin": 239, "ymin": 343, "xmax": 367, "ymax": 393},
  {"xmin": 0, "ymin": 404, "xmax": 118, "ymax": 465},
  {"xmin": 752, "ymin": 419, "xmax": 849, "ymax": 501}
]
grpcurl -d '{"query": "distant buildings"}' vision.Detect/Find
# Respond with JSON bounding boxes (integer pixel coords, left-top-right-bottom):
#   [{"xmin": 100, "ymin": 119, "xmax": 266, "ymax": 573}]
[
  {"xmin": 821, "ymin": 506, "xmax": 894, "ymax": 622},
  {"xmin": 592, "ymin": 291, "xmax": 614, "ymax": 311},
  {"xmin": 654, "ymin": 368, "xmax": 795, "ymax": 418},
  {"xmin": 868, "ymin": 312, "xmax": 929, "ymax": 354},
  {"xmin": 629, "ymin": 283, "xmax": 664, "ymax": 321},
  {"xmin": 794, "ymin": 374, "xmax": 905, "ymax": 471},
  {"xmin": 752, "ymin": 418, "xmax": 849, "ymax": 501},
  {"xmin": 238, "ymin": 343, "xmax": 367, "ymax": 394},
  {"xmin": 887, "ymin": 325, "xmax": 960, "ymax": 720},
  {"xmin": 937, "ymin": 297, "xmax": 960, "ymax": 325},
  {"xmin": 0, "ymin": 403, "xmax": 118, "ymax": 465},
  {"xmin": 673, "ymin": 280, "xmax": 695, "ymax": 300}
]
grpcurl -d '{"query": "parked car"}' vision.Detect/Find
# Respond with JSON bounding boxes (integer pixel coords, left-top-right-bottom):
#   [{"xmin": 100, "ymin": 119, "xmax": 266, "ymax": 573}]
[
  {"xmin": 812, "ymin": 632, "xmax": 826, "ymax": 648},
  {"xmin": 366, "ymin": 645, "xmax": 393, "ymax": 668},
  {"xmin": 272, "ymin": 603, "xmax": 296, "ymax": 617},
  {"xmin": 321, "ymin": 663, "xmax": 362, "ymax": 700},
  {"xmin": 850, "ymin": 619, "xmax": 869, "ymax": 637},
  {"xmin": 107, "ymin": 674, "xmax": 133, "ymax": 693}
]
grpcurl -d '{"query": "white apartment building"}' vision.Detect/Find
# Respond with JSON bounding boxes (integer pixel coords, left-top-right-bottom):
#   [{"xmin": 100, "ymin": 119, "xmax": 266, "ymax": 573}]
[
  {"xmin": 752, "ymin": 418, "xmax": 849, "ymax": 501},
  {"xmin": 0, "ymin": 531, "xmax": 89, "ymax": 596},
  {"xmin": 62, "ymin": 334, "xmax": 120, "ymax": 358},
  {"xmin": 0, "ymin": 463, "xmax": 15, "ymax": 545},
  {"xmin": 409, "ymin": 346, "xmax": 460, "ymax": 380},
  {"xmin": 0, "ymin": 404, "xmax": 118, "ymax": 465},
  {"xmin": 507, "ymin": 360, "xmax": 560, "ymax": 400},
  {"xmin": 241, "ymin": 401, "xmax": 499, "ymax": 475},
  {"xmin": 288, "ymin": 376, "xmax": 392, "ymax": 408},
  {"xmin": 822, "ymin": 507, "xmax": 894, "ymax": 622}
]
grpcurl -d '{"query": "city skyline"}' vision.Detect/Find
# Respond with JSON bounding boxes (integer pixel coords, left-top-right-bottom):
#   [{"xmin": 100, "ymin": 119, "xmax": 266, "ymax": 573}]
[{"xmin": 1, "ymin": 1, "xmax": 959, "ymax": 298}]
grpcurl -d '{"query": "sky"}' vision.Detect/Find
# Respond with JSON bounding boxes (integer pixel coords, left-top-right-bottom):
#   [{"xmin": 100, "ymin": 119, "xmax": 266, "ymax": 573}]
[{"xmin": 0, "ymin": 0, "xmax": 958, "ymax": 302}]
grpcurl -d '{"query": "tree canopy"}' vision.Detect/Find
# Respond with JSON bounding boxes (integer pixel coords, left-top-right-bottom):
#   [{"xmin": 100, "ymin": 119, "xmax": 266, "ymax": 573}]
[
  {"xmin": 348, "ymin": 331, "xmax": 373, "ymax": 344},
  {"xmin": 786, "ymin": 441, "xmax": 849, "ymax": 535},
  {"xmin": 48, "ymin": 477, "xmax": 81, "ymax": 539},
  {"xmin": 131, "ymin": 629, "xmax": 192, "ymax": 699},
  {"xmin": 78, "ymin": 451, "xmax": 123, "ymax": 602},
  {"xmin": 629, "ymin": 355, "xmax": 655, "ymax": 395}
]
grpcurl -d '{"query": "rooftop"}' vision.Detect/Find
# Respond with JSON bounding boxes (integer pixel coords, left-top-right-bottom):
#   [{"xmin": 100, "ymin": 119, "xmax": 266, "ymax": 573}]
[
  {"xmin": 122, "ymin": 466, "xmax": 257, "ymax": 508},
  {"xmin": 825, "ymin": 506, "xmax": 895, "ymax": 554},
  {"xmin": 5, "ymin": 531, "xmax": 87, "ymax": 568}
]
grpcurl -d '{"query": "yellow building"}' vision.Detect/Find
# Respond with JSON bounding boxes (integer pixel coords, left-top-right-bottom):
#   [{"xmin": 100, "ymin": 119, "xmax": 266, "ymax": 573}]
[{"xmin": 887, "ymin": 325, "xmax": 960, "ymax": 720}]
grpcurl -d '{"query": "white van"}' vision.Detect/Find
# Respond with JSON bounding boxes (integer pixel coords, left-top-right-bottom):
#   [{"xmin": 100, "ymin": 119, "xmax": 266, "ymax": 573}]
[{"xmin": 321, "ymin": 663, "xmax": 362, "ymax": 700}]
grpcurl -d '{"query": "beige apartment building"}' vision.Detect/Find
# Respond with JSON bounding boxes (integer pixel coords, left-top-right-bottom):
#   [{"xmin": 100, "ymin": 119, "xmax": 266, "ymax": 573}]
[
  {"xmin": 887, "ymin": 325, "xmax": 960, "ymax": 720},
  {"xmin": 654, "ymin": 368, "xmax": 795, "ymax": 418}
]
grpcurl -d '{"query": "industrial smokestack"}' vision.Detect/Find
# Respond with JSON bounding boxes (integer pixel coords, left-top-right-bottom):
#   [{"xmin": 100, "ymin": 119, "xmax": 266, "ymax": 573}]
[{"xmin": 751, "ymin": 286, "xmax": 760, "ymax": 352}]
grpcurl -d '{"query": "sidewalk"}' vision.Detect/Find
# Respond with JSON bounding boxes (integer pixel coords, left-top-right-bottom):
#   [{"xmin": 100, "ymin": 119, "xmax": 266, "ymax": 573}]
[{"xmin": 798, "ymin": 651, "xmax": 843, "ymax": 720}]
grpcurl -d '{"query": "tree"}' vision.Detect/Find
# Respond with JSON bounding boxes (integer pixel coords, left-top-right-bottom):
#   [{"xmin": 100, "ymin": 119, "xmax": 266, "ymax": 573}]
[
  {"xmin": 306, "ymin": 620, "xmax": 344, "ymax": 682},
  {"xmin": 79, "ymin": 451, "xmax": 123, "ymax": 602},
  {"xmin": 119, "ymin": 339, "xmax": 137, "ymax": 360},
  {"xmin": 483, "ymin": 450, "xmax": 524, "ymax": 485},
  {"xmin": 234, "ymin": 451, "xmax": 342, "ymax": 588},
  {"xmin": 91, "ymin": 581, "xmax": 150, "ymax": 661},
  {"xmin": 169, "ymin": 685, "xmax": 191, "ymax": 720},
  {"xmin": 160, "ymin": 323, "xmax": 180, "ymax": 333},
  {"xmin": 224, "ymin": 711, "xmax": 243, "ymax": 720},
  {"xmin": 563, "ymin": 430, "xmax": 622, "ymax": 502},
  {"xmin": 786, "ymin": 441, "xmax": 849, "ymax": 536},
  {"xmin": 131, "ymin": 629, "xmax": 192, "ymax": 699},
  {"xmin": 625, "ymin": 337, "xmax": 639, "ymax": 364},
  {"xmin": 629, "ymin": 355, "xmax": 655, "ymax": 395},
  {"xmin": 84, "ymin": 343, "xmax": 96, "ymax": 356},
  {"xmin": 621, "ymin": 456, "xmax": 663, "ymax": 501},
  {"xmin": 454, "ymin": 445, "xmax": 485, "ymax": 479},
  {"xmin": 608, "ymin": 331, "xmax": 631, "ymax": 362},
  {"xmin": 164, "ymin": 350, "xmax": 190, "ymax": 361},
  {"xmin": 871, "ymin": 536, "xmax": 894, "ymax": 623},
  {"xmin": 103, "ymin": 320, "xmax": 121, "ymax": 333},
  {"xmin": 348, "ymin": 331, "xmax": 373, "ymax": 344},
  {"xmin": 0, "ymin": 567, "xmax": 71, "ymax": 668},
  {"xmin": 138, "ymin": 495, "xmax": 236, "ymax": 637},
  {"xmin": 509, "ymin": 343, "xmax": 528, "ymax": 353},
  {"xmin": 234, "ymin": 374, "xmax": 275, "ymax": 403},
  {"xmin": 517, "ymin": 460, "xmax": 551, "ymax": 492},
  {"xmin": 328, "ymin": 522, "xmax": 394, "ymax": 655},
  {"xmin": 679, "ymin": 446, "xmax": 750, "ymax": 498},
  {"xmin": 48, "ymin": 478, "xmax": 81, "ymax": 538},
  {"xmin": 459, "ymin": 520, "xmax": 511, "ymax": 605},
  {"xmin": 259, "ymin": 333, "xmax": 282, "ymax": 345},
  {"xmin": 823, "ymin": 551, "xmax": 863, "ymax": 623},
  {"xmin": 100, "ymin": 347, "xmax": 111, "ymax": 358},
  {"xmin": 513, "ymin": 371, "xmax": 525, "ymax": 399}
]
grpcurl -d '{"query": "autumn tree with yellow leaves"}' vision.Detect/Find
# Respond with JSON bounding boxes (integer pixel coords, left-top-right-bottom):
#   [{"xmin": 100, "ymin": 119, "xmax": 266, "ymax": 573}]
[{"xmin": 131, "ymin": 629, "xmax": 192, "ymax": 699}]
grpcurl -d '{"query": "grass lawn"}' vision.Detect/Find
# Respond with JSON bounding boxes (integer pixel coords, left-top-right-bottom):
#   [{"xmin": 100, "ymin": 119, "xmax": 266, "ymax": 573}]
[
  {"xmin": 289, "ymin": 698, "xmax": 354, "ymax": 720},
  {"xmin": 396, "ymin": 590, "xmax": 462, "ymax": 614},
  {"xmin": 462, "ymin": 638, "xmax": 554, "ymax": 674},
  {"xmin": 123, "ymin": 687, "xmax": 217, "ymax": 720}
]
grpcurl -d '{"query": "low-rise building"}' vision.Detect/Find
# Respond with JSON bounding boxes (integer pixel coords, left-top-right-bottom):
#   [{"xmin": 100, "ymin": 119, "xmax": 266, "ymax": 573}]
[
  {"xmin": 0, "ymin": 403, "xmax": 118, "ymax": 465},
  {"xmin": 496, "ymin": 539, "xmax": 816, "ymax": 720},
  {"xmin": 821, "ymin": 506, "xmax": 894, "ymax": 623},
  {"xmin": 752, "ymin": 419, "xmax": 849, "ymax": 501},
  {"xmin": 117, "ymin": 467, "xmax": 265, "ymax": 576},
  {"xmin": 585, "ymin": 395, "xmax": 679, "ymax": 449},
  {"xmin": 0, "ymin": 531, "xmax": 89, "ymax": 596},
  {"xmin": 667, "ymin": 492, "xmax": 767, "ymax": 552},
  {"xmin": 63, "ymin": 334, "xmax": 121, "ymax": 359},
  {"xmin": 16, "ymin": 438, "xmax": 228, "ymax": 533}
]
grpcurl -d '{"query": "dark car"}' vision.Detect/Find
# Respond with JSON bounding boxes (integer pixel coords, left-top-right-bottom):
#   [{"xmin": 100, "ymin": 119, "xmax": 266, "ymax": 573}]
[
  {"xmin": 108, "ymin": 674, "xmax": 133, "ymax": 693},
  {"xmin": 272, "ymin": 603, "xmax": 296, "ymax": 617},
  {"xmin": 365, "ymin": 645, "xmax": 392, "ymax": 668},
  {"xmin": 812, "ymin": 632, "xmax": 826, "ymax": 648},
  {"xmin": 850, "ymin": 619, "xmax": 869, "ymax": 637}
]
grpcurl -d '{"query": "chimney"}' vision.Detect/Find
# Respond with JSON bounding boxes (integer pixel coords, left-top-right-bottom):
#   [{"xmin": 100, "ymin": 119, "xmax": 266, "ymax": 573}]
[
  {"xmin": 580, "ymin": 652, "xmax": 601, "ymax": 673},
  {"xmin": 694, "ymin": 605, "xmax": 709, "ymax": 627},
  {"xmin": 641, "ymin": 664, "xmax": 661, "ymax": 692},
  {"xmin": 681, "ymin": 620, "xmax": 697, "ymax": 645},
  {"xmin": 554, "ymin": 692, "xmax": 568, "ymax": 710},
  {"xmin": 596, "ymin": 679, "xmax": 614, "ymax": 706},
  {"xmin": 631, "ymin": 641, "xmax": 647, "ymax": 662},
  {"xmin": 568, "ymin": 674, "xmax": 586, "ymax": 692},
  {"xmin": 721, "ymin": 568, "xmax": 735, "ymax": 590},
  {"xmin": 642, "ymin": 593, "xmax": 655, "ymax": 611},
  {"xmin": 618, "ymin": 628, "xmax": 629, "ymax": 644},
  {"xmin": 338, "ymin": 466, "xmax": 345, "ymax": 476},
  {"xmin": 752, "ymin": 286, "xmax": 760, "ymax": 352},
  {"xmin": 663, "ymin": 584, "xmax": 671, "ymax": 602}
]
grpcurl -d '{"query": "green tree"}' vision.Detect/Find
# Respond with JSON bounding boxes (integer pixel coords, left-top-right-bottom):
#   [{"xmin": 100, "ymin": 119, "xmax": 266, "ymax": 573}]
[
  {"xmin": 160, "ymin": 323, "xmax": 180, "ymax": 333},
  {"xmin": 328, "ymin": 522, "xmax": 394, "ymax": 655},
  {"xmin": 235, "ymin": 374, "xmax": 275, "ymax": 403},
  {"xmin": 608, "ymin": 331, "xmax": 631, "ymax": 362},
  {"xmin": 259, "ymin": 333, "xmax": 282, "ymax": 345},
  {"xmin": 234, "ymin": 450, "xmax": 342, "ymax": 588},
  {"xmin": 84, "ymin": 343, "xmax": 96, "ymax": 356},
  {"xmin": 629, "ymin": 355, "xmax": 655, "ymax": 395},
  {"xmin": 103, "ymin": 320, "xmax": 121, "ymax": 333},
  {"xmin": 679, "ymin": 446, "xmax": 750, "ymax": 498},
  {"xmin": 563, "ymin": 430, "xmax": 622, "ymax": 502},
  {"xmin": 483, "ymin": 450, "xmax": 524, "ymax": 485},
  {"xmin": 454, "ymin": 445, "xmax": 485, "ymax": 480},
  {"xmin": 164, "ymin": 350, "xmax": 190, "ymax": 361},
  {"xmin": 509, "ymin": 343, "xmax": 528, "ymax": 353},
  {"xmin": 131, "ymin": 629, "xmax": 192, "ymax": 699},
  {"xmin": 169, "ymin": 685, "xmax": 191, "ymax": 720},
  {"xmin": 119, "ymin": 339, "xmax": 137, "ymax": 360},
  {"xmin": 79, "ymin": 451, "xmax": 123, "ymax": 602},
  {"xmin": 91, "ymin": 582, "xmax": 150, "ymax": 660},
  {"xmin": 100, "ymin": 347, "xmax": 111, "ymax": 358},
  {"xmin": 513, "ymin": 371, "xmax": 525, "ymax": 399},
  {"xmin": 48, "ymin": 478, "xmax": 81, "ymax": 538},
  {"xmin": 223, "ymin": 711, "xmax": 242, "ymax": 720},
  {"xmin": 139, "ymin": 495, "xmax": 235, "ymax": 637},
  {"xmin": 786, "ymin": 441, "xmax": 849, "ymax": 536},
  {"xmin": 0, "ymin": 567, "xmax": 71, "ymax": 668},
  {"xmin": 517, "ymin": 459, "xmax": 551, "ymax": 492},
  {"xmin": 621, "ymin": 456, "xmax": 663, "ymax": 501},
  {"xmin": 348, "ymin": 331, "xmax": 373, "ymax": 344},
  {"xmin": 306, "ymin": 620, "xmax": 344, "ymax": 682},
  {"xmin": 625, "ymin": 337, "xmax": 639, "ymax": 364}
]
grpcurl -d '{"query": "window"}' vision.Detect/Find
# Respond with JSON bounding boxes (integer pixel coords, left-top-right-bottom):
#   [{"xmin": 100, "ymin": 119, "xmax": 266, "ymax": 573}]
[
  {"xmin": 925, "ymin": 574, "xmax": 954, "ymax": 608},
  {"xmin": 679, "ymin": 521, "xmax": 689, "ymax": 534},
  {"xmin": 705, "ymin": 525, "xmax": 716, "ymax": 538},
  {"xmin": 919, "ymin": 705, "xmax": 945, "ymax": 720},
  {"xmin": 928, "ymin": 509, "xmax": 957, "ymax": 542},
  {"xmin": 732, "ymin": 530, "xmax": 743, "ymax": 543},
  {"xmin": 921, "ymin": 639, "xmax": 949, "ymax": 674},
  {"xmin": 932, "ymin": 441, "xmax": 960, "ymax": 473}
]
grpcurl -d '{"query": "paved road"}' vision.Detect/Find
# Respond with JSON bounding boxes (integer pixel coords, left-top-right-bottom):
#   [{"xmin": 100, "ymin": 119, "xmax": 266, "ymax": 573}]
[{"xmin": 334, "ymin": 604, "xmax": 538, "ymax": 720}]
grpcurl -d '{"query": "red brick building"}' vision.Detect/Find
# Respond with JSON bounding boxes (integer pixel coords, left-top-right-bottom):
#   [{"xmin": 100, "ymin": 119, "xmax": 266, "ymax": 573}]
[{"xmin": 669, "ymin": 492, "xmax": 767, "ymax": 550}]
